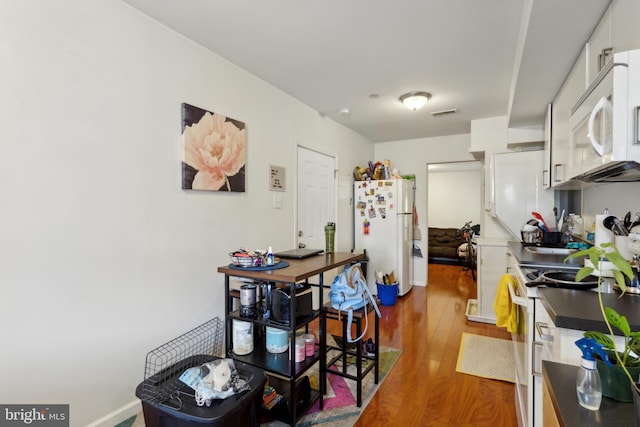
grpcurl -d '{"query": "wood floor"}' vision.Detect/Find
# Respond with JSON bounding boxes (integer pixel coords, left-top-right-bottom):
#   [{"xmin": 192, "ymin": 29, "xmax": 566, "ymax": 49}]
[{"xmin": 351, "ymin": 263, "xmax": 516, "ymax": 427}]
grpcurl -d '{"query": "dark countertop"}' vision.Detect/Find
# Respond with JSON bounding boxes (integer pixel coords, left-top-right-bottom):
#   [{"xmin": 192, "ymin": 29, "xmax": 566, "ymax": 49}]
[
  {"xmin": 538, "ymin": 288, "xmax": 640, "ymax": 334},
  {"xmin": 542, "ymin": 361, "xmax": 636, "ymax": 426},
  {"xmin": 509, "ymin": 240, "xmax": 640, "ymax": 334},
  {"xmin": 507, "ymin": 241, "xmax": 584, "ymax": 270}
]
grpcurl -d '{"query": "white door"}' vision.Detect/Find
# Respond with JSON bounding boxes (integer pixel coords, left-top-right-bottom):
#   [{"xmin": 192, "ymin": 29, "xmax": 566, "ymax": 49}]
[{"xmin": 297, "ymin": 146, "xmax": 335, "ymax": 251}]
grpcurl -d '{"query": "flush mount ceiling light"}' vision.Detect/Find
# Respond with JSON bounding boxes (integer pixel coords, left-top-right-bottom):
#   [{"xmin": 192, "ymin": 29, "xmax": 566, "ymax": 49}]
[{"xmin": 399, "ymin": 91, "xmax": 432, "ymax": 111}]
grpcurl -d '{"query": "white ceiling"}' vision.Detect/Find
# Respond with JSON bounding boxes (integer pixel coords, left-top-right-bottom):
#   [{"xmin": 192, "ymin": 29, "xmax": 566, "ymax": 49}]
[{"xmin": 122, "ymin": 0, "xmax": 610, "ymax": 142}]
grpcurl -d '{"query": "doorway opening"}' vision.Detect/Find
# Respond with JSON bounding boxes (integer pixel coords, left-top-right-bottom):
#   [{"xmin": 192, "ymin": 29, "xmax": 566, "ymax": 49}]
[{"xmin": 426, "ymin": 161, "xmax": 483, "ymax": 275}]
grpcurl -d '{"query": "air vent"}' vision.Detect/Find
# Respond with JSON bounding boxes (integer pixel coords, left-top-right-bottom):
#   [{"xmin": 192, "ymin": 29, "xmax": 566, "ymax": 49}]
[{"xmin": 431, "ymin": 108, "xmax": 457, "ymax": 117}]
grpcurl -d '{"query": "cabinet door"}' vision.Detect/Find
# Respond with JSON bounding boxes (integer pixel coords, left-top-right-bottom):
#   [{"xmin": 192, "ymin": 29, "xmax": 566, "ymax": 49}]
[
  {"xmin": 552, "ymin": 46, "xmax": 587, "ymax": 186},
  {"xmin": 587, "ymin": 6, "xmax": 611, "ymax": 85},
  {"xmin": 478, "ymin": 243, "xmax": 508, "ymax": 321},
  {"xmin": 494, "ymin": 151, "xmax": 554, "ymax": 237},
  {"xmin": 542, "ymin": 378, "xmax": 561, "ymax": 427},
  {"xmin": 610, "ymin": 0, "xmax": 640, "ymax": 54},
  {"xmin": 543, "ymin": 104, "xmax": 552, "ymax": 189}
]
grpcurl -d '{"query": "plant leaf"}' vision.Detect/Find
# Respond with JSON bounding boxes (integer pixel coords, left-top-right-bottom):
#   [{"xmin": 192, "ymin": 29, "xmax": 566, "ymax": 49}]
[
  {"xmin": 575, "ymin": 267, "xmax": 595, "ymax": 282},
  {"xmin": 604, "ymin": 306, "xmax": 631, "ymax": 337},
  {"xmin": 584, "ymin": 330, "xmax": 615, "ymax": 350},
  {"xmin": 612, "ymin": 270, "xmax": 628, "ymax": 294}
]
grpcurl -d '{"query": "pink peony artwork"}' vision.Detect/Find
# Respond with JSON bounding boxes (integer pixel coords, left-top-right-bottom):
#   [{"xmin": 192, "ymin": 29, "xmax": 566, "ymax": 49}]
[{"xmin": 181, "ymin": 103, "xmax": 246, "ymax": 192}]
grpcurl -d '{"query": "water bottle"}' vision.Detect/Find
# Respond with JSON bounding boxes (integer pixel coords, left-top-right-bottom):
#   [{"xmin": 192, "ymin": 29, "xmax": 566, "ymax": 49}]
[
  {"xmin": 324, "ymin": 222, "xmax": 335, "ymax": 253},
  {"xmin": 267, "ymin": 246, "xmax": 274, "ymax": 266}
]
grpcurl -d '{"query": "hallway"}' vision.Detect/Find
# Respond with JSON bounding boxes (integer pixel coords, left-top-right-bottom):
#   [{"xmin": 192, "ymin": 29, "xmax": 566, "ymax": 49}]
[{"xmin": 355, "ymin": 263, "xmax": 516, "ymax": 426}]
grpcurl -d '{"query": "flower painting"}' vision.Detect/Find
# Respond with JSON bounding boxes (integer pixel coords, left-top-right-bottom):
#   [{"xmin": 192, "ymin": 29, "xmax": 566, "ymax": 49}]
[{"xmin": 181, "ymin": 103, "xmax": 246, "ymax": 192}]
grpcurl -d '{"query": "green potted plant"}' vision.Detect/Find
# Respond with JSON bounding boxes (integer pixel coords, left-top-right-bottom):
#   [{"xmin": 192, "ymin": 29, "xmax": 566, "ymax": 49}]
[{"xmin": 566, "ymin": 242, "xmax": 639, "ymax": 402}]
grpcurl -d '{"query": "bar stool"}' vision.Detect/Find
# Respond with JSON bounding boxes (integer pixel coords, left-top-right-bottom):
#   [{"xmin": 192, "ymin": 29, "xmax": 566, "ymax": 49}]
[{"xmin": 322, "ymin": 301, "xmax": 379, "ymax": 407}]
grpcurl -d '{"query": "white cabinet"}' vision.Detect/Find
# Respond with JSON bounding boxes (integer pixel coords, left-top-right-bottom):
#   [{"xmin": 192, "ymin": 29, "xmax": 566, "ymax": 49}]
[
  {"xmin": 476, "ymin": 240, "xmax": 509, "ymax": 323},
  {"xmin": 543, "ymin": 104, "xmax": 552, "ymax": 189},
  {"xmin": 610, "ymin": 0, "xmax": 640, "ymax": 54},
  {"xmin": 493, "ymin": 151, "xmax": 555, "ymax": 238},
  {"xmin": 587, "ymin": 5, "xmax": 612, "ymax": 85},
  {"xmin": 550, "ymin": 46, "xmax": 587, "ymax": 187}
]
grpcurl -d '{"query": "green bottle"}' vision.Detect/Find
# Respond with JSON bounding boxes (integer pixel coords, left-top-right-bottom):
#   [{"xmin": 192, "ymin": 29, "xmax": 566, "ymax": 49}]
[{"xmin": 324, "ymin": 222, "xmax": 335, "ymax": 253}]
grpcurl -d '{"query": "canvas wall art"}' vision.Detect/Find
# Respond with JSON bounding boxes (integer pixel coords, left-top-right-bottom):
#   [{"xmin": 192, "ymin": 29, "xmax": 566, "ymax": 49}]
[{"xmin": 181, "ymin": 103, "xmax": 246, "ymax": 192}]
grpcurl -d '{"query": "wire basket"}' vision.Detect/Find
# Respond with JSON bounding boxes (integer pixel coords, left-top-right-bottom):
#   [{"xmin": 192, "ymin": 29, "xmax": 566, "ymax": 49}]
[
  {"xmin": 229, "ymin": 253, "xmax": 266, "ymax": 268},
  {"xmin": 140, "ymin": 317, "xmax": 224, "ymax": 405}
]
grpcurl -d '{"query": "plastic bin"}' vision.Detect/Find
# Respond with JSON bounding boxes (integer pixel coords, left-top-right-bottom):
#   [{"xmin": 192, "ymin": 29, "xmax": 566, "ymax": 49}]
[
  {"xmin": 376, "ymin": 282, "xmax": 399, "ymax": 306},
  {"xmin": 136, "ymin": 357, "xmax": 266, "ymax": 427}
]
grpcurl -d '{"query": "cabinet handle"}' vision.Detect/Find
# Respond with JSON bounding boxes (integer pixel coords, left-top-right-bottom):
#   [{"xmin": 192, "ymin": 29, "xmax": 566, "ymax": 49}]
[
  {"xmin": 533, "ymin": 341, "xmax": 543, "ymax": 377},
  {"xmin": 553, "ymin": 164, "xmax": 563, "ymax": 182},
  {"xmin": 542, "ymin": 170, "xmax": 549, "ymax": 186},
  {"xmin": 535, "ymin": 322, "xmax": 553, "ymax": 342}
]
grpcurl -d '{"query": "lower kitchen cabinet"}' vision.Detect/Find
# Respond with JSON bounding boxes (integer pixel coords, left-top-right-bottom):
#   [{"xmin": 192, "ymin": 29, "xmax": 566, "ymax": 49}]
[
  {"xmin": 475, "ymin": 239, "xmax": 508, "ymax": 323},
  {"xmin": 542, "ymin": 376, "xmax": 561, "ymax": 427}
]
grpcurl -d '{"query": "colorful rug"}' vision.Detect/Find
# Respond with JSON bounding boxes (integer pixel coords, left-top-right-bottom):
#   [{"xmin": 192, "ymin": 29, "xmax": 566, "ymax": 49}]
[
  {"xmin": 261, "ymin": 341, "xmax": 401, "ymax": 426},
  {"xmin": 455, "ymin": 332, "xmax": 516, "ymax": 383},
  {"xmin": 122, "ymin": 339, "xmax": 401, "ymax": 427}
]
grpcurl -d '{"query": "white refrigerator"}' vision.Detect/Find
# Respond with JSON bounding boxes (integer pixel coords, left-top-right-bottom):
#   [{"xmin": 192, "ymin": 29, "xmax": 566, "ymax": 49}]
[{"xmin": 354, "ymin": 179, "xmax": 414, "ymax": 296}]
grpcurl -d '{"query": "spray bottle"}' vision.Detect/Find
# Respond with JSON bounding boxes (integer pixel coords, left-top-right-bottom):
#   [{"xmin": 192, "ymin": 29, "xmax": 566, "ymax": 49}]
[{"xmin": 575, "ymin": 337, "xmax": 611, "ymax": 410}]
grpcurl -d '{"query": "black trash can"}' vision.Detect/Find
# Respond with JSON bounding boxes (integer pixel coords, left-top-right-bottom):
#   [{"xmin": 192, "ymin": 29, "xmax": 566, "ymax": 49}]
[{"xmin": 136, "ymin": 357, "xmax": 266, "ymax": 427}]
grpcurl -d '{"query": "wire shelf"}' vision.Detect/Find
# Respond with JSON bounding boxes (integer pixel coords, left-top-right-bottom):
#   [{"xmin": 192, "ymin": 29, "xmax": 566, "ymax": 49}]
[{"xmin": 140, "ymin": 317, "xmax": 224, "ymax": 405}]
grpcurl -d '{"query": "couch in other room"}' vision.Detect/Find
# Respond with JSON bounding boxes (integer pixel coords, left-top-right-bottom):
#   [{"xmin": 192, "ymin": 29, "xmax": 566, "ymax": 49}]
[{"xmin": 428, "ymin": 227, "xmax": 464, "ymax": 264}]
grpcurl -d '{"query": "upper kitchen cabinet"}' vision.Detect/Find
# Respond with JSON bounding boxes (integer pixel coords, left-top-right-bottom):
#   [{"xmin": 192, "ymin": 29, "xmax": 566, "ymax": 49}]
[
  {"xmin": 543, "ymin": 104, "xmax": 551, "ymax": 189},
  {"xmin": 587, "ymin": 1, "xmax": 640, "ymax": 86},
  {"xmin": 586, "ymin": 4, "xmax": 612, "ymax": 85},
  {"xmin": 493, "ymin": 151, "xmax": 555, "ymax": 239},
  {"xmin": 550, "ymin": 46, "xmax": 587, "ymax": 188},
  {"xmin": 610, "ymin": 0, "xmax": 640, "ymax": 53}
]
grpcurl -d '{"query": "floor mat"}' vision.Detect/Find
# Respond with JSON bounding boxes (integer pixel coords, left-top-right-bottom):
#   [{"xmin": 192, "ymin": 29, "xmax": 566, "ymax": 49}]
[{"xmin": 455, "ymin": 332, "xmax": 516, "ymax": 383}]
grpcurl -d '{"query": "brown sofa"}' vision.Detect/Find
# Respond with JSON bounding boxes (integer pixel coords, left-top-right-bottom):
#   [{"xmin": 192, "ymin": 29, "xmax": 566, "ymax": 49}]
[{"xmin": 428, "ymin": 227, "xmax": 464, "ymax": 264}]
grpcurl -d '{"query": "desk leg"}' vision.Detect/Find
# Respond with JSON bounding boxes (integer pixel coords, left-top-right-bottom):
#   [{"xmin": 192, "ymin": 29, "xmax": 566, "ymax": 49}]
[{"xmin": 319, "ymin": 272, "xmax": 325, "ymax": 409}]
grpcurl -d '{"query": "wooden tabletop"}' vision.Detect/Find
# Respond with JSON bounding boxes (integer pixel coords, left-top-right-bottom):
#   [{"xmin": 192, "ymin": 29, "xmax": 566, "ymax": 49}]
[{"xmin": 218, "ymin": 252, "xmax": 365, "ymax": 283}]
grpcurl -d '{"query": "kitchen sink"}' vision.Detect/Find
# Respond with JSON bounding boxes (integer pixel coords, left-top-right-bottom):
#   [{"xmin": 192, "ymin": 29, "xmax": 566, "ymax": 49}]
[{"xmin": 524, "ymin": 246, "xmax": 578, "ymax": 255}]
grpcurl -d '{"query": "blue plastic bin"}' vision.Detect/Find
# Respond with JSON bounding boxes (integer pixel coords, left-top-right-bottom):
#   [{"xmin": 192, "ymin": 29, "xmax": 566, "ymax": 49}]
[{"xmin": 376, "ymin": 282, "xmax": 399, "ymax": 306}]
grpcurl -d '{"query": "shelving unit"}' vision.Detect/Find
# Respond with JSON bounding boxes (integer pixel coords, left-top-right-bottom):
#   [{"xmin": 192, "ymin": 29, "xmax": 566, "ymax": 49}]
[{"xmin": 218, "ymin": 252, "xmax": 365, "ymax": 425}]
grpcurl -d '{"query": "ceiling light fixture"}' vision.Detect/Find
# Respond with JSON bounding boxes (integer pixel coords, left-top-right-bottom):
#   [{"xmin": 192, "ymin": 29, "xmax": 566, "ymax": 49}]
[{"xmin": 399, "ymin": 91, "xmax": 431, "ymax": 111}]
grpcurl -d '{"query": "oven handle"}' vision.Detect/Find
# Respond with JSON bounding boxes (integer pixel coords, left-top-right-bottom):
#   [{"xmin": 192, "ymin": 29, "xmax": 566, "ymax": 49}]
[
  {"xmin": 507, "ymin": 281, "xmax": 528, "ymax": 307},
  {"xmin": 532, "ymin": 341, "xmax": 543, "ymax": 377}
]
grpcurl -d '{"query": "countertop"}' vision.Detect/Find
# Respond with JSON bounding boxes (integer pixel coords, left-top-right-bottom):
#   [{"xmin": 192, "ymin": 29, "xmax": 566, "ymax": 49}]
[
  {"xmin": 542, "ymin": 361, "xmax": 636, "ymax": 426},
  {"xmin": 507, "ymin": 241, "xmax": 640, "ymax": 334},
  {"xmin": 507, "ymin": 241, "xmax": 584, "ymax": 270},
  {"xmin": 538, "ymin": 288, "xmax": 640, "ymax": 334},
  {"xmin": 511, "ymin": 241, "xmax": 639, "ymax": 424}
]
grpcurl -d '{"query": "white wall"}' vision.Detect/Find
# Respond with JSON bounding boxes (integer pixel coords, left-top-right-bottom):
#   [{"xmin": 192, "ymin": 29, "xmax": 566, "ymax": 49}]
[
  {"xmin": 428, "ymin": 164, "xmax": 482, "ymax": 228},
  {"xmin": 375, "ymin": 134, "xmax": 477, "ymax": 286},
  {"xmin": 0, "ymin": 1, "xmax": 373, "ymax": 425}
]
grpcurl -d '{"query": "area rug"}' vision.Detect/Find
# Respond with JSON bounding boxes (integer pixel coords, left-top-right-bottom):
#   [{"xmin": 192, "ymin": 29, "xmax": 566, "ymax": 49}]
[
  {"xmin": 120, "ymin": 339, "xmax": 401, "ymax": 427},
  {"xmin": 261, "ymin": 340, "xmax": 401, "ymax": 427},
  {"xmin": 455, "ymin": 332, "xmax": 515, "ymax": 383}
]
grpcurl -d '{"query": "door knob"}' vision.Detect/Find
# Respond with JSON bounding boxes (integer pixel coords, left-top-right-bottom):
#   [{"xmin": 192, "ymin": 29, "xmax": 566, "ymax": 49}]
[{"xmin": 298, "ymin": 243, "xmax": 306, "ymax": 248}]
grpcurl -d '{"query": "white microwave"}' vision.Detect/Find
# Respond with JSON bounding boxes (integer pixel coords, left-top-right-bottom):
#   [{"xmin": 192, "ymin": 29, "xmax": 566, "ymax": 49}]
[{"xmin": 569, "ymin": 49, "xmax": 640, "ymax": 182}]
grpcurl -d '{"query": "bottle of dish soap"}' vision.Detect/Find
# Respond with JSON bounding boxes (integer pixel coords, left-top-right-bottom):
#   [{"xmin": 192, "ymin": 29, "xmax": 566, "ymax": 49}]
[{"xmin": 575, "ymin": 337, "xmax": 611, "ymax": 410}]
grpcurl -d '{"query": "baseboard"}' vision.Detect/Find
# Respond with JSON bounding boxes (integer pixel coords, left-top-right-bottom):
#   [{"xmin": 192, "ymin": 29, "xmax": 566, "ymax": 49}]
[{"xmin": 86, "ymin": 400, "xmax": 141, "ymax": 427}]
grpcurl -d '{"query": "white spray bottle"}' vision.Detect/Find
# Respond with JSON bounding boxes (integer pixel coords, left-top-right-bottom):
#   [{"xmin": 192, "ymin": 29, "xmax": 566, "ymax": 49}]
[{"xmin": 575, "ymin": 337, "xmax": 611, "ymax": 410}]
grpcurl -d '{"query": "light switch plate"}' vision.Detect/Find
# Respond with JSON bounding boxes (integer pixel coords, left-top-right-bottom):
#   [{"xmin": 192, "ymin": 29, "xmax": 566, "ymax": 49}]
[{"xmin": 273, "ymin": 195, "xmax": 283, "ymax": 209}]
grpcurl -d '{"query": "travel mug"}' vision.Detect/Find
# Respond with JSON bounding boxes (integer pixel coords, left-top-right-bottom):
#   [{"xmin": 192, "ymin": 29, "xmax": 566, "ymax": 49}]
[{"xmin": 325, "ymin": 222, "xmax": 335, "ymax": 253}]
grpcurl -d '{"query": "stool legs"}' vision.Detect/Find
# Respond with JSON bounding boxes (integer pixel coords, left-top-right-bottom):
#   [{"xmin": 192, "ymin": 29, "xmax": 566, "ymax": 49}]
[{"xmin": 324, "ymin": 306, "xmax": 379, "ymax": 408}]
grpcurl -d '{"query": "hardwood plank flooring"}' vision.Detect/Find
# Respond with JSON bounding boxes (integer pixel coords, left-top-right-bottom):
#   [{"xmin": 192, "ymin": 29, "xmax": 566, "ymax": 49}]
[{"xmin": 350, "ymin": 263, "xmax": 516, "ymax": 427}]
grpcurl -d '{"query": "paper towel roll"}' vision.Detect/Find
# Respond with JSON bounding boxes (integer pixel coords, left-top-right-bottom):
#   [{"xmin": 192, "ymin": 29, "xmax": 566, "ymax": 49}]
[{"xmin": 595, "ymin": 214, "xmax": 614, "ymax": 247}]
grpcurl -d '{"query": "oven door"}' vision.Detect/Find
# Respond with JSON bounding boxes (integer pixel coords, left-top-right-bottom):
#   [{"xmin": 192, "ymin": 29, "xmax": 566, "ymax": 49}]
[{"xmin": 509, "ymin": 267, "xmax": 534, "ymax": 427}]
